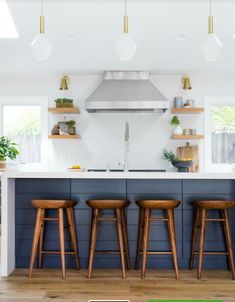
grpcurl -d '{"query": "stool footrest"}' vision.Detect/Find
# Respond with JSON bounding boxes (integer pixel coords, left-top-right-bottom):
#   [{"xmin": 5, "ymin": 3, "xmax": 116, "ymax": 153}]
[
  {"xmin": 95, "ymin": 250, "xmax": 127, "ymax": 254},
  {"xmin": 193, "ymin": 251, "xmax": 228, "ymax": 255},
  {"xmin": 43, "ymin": 218, "xmax": 59, "ymax": 221},
  {"xmin": 205, "ymin": 218, "xmax": 225, "ymax": 222},
  {"xmin": 149, "ymin": 217, "xmax": 168, "ymax": 221},
  {"xmin": 98, "ymin": 217, "xmax": 117, "ymax": 221},
  {"xmin": 42, "ymin": 250, "xmax": 76, "ymax": 255},
  {"xmin": 139, "ymin": 251, "xmax": 173, "ymax": 255}
]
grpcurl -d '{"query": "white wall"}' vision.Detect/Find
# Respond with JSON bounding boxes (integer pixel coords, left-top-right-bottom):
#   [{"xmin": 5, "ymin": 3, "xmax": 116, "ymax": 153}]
[{"xmin": 0, "ymin": 73, "xmax": 235, "ymax": 171}]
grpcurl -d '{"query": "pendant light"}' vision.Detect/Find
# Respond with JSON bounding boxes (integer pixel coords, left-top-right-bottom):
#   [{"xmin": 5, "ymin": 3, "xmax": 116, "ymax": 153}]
[
  {"xmin": 60, "ymin": 76, "xmax": 69, "ymax": 90},
  {"xmin": 114, "ymin": 0, "xmax": 137, "ymax": 61},
  {"xmin": 201, "ymin": 0, "xmax": 222, "ymax": 62},
  {"xmin": 182, "ymin": 75, "xmax": 192, "ymax": 90},
  {"xmin": 30, "ymin": 0, "xmax": 53, "ymax": 61}
]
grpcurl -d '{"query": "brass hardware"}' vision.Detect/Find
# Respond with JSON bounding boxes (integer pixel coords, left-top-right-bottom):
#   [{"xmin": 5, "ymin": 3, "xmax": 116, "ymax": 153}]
[
  {"xmin": 124, "ymin": 15, "xmax": 128, "ymax": 33},
  {"xmin": 182, "ymin": 75, "xmax": 192, "ymax": 90},
  {"xmin": 60, "ymin": 76, "xmax": 69, "ymax": 91},
  {"xmin": 208, "ymin": 15, "xmax": 214, "ymax": 34},
  {"xmin": 40, "ymin": 15, "xmax": 45, "ymax": 34}
]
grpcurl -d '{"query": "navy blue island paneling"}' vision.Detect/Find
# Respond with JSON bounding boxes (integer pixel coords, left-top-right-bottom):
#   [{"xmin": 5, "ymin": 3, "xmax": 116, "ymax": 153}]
[{"xmin": 15, "ymin": 178, "xmax": 235, "ymax": 269}]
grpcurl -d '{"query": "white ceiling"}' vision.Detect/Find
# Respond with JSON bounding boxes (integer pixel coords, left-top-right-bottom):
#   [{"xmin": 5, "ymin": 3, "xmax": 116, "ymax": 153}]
[{"xmin": 2, "ymin": 0, "xmax": 235, "ymax": 75}]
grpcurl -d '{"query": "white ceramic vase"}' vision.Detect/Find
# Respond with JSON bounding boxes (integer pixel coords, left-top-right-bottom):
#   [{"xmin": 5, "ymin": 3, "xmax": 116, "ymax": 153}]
[{"xmin": 174, "ymin": 125, "xmax": 183, "ymax": 135}]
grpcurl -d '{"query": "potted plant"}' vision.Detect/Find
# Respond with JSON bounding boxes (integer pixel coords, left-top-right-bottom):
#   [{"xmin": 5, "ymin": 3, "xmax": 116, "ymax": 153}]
[
  {"xmin": 54, "ymin": 98, "xmax": 74, "ymax": 108},
  {"xmin": 170, "ymin": 115, "xmax": 183, "ymax": 135},
  {"xmin": 162, "ymin": 148, "xmax": 193, "ymax": 172},
  {"xmin": 0, "ymin": 136, "xmax": 19, "ymax": 170},
  {"xmin": 66, "ymin": 120, "xmax": 76, "ymax": 135}
]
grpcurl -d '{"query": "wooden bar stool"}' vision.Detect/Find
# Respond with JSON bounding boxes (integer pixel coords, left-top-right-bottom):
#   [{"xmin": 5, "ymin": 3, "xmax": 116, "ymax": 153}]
[
  {"xmin": 86, "ymin": 199, "xmax": 130, "ymax": 279},
  {"xmin": 190, "ymin": 200, "xmax": 235, "ymax": 280},
  {"xmin": 29, "ymin": 199, "xmax": 79, "ymax": 279},
  {"xmin": 136, "ymin": 199, "xmax": 181, "ymax": 279}
]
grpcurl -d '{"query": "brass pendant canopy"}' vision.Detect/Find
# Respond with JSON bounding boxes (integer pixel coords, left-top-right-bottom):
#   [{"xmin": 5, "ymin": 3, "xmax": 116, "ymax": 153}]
[
  {"xmin": 182, "ymin": 75, "xmax": 192, "ymax": 90},
  {"xmin": 60, "ymin": 76, "xmax": 69, "ymax": 90}
]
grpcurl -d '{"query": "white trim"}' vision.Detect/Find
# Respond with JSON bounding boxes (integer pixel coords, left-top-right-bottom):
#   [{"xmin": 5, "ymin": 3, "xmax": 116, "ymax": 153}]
[
  {"xmin": 1, "ymin": 176, "xmax": 15, "ymax": 276},
  {"xmin": 204, "ymin": 97, "xmax": 235, "ymax": 172},
  {"xmin": 0, "ymin": 97, "xmax": 48, "ymax": 166}
]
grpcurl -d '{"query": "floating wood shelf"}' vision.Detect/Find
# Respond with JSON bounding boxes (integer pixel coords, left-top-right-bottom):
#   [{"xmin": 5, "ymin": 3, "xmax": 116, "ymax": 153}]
[
  {"xmin": 48, "ymin": 135, "xmax": 80, "ymax": 139},
  {"xmin": 48, "ymin": 107, "xmax": 80, "ymax": 114},
  {"xmin": 171, "ymin": 108, "xmax": 204, "ymax": 114},
  {"xmin": 172, "ymin": 134, "xmax": 204, "ymax": 140}
]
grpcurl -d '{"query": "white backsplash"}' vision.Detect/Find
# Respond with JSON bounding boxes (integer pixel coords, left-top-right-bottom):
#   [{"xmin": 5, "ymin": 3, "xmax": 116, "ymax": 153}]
[{"xmin": 0, "ymin": 73, "xmax": 235, "ymax": 171}]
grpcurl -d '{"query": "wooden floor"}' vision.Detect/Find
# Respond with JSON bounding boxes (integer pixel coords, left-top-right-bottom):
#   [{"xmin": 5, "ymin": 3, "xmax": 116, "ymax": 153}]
[{"xmin": 0, "ymin": 269, "xmax": 235, "ymax": 301}]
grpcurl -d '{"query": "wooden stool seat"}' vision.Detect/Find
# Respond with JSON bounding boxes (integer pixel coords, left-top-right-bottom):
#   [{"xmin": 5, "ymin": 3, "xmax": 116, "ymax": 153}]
[
  {"xmin": 29, "ymin": 199, "xmax": 79, "ymax": 279},
  {"xmin": 193, "ymin": 200, "xmax": 234, "ymax": 210},
  {"xmin": 190, "ymin": 200, "xmax": 235, "ymax": 280},
  {"xmin": 136, "ymin": 199, "xmax": 181, "ymax": 279},
  {"xmin": 137, "ymin": 199, "xmax": 180, "ymax": 209},
  {"xmin": 86, "ymin": 199, "xmax": 130, "ymax": 209},
  {"xmin": 86, "ymin": 199, "xmax": 130, "ymax": 279},
  {"xmin": 32, "ymin": 199, "xmax": 77, "ymax": 209}
]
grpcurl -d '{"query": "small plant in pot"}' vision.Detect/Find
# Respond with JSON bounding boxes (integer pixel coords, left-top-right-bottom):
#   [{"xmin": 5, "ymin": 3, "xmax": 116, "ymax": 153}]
[
  {"xmin": 66, "ymin": 120, "xmax": 76, "ymax": 135},
  {"xmin": 0, "ymin": 136, "xmax": 19, "ymax": 170},
  {"xmin": 170, "ymin": 116, "xmax": 183, "ymax": 135},
  {"xmin": 54, "ymin": 98, "xmax": 74, "ymax": 108},
  {"xmin": 162, "ymin": 148, "xmax": 193, "ymax": 172}
]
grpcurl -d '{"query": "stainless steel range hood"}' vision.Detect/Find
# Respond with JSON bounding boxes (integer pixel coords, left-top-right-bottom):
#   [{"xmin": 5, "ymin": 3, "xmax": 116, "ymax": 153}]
[{"xmin": 85, "ymin": 71, "xmax": 169, "ymax": 113}]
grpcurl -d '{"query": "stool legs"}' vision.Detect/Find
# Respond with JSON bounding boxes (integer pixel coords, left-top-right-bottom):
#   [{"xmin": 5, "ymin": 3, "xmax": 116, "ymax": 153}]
[
  {"xmin": 190, "ymin": 208, "xmax": 199, "ymax": 270},
  {"xmin": 167, "ymin": 209, "xmax": 179, "ymax": 280},
  {"xmin": 198, "ymin": 208, "xmax": 206, "ymax": 279},
  {"xmin": 58, "ymin": 208, "xmax": 66, "ymax": 279},
  {"xmin": 222, "ymin": 209, "xmax": 235, "ymax": 279},
  {"xmin": 137, "ymin": 207, "xmax": 179, "ymax": 279},
  {"xmin": 191, "ymin": 207, "xmax": 235, "ymax": 280},
  {"xmin": 88, "ymin": 208, "xmax": 99, "ymax": 279},
  {"xmin": 135, "ymin": 208, "xmax": 144, "ymax": 270},
  {"xmin": 29, "ymin": 208, "xmax": 43, "ymax": 277},
  {"xmin": 141, "ymin": 209, "xmax": 150, "ymax": 279},
  {"xmin": 121, "ymin": 209, "xmax": 131, "ymax": 270},
  {"xmin": 66, "ymin": 208, "xmax": 80, "ymax": 270},
  {"xmin": 38, "ymin": 209, "xmax": 45, "ymax": 269},
  {"xmin": 116, "ymin": 208, "xmax": 126, "ymax": 279}
]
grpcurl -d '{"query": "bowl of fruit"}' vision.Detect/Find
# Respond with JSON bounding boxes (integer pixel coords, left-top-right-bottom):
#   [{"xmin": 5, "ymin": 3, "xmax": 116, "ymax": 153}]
[{"xmin": 68, "ymin": 165, "xmax": 85, "ymax": 172}]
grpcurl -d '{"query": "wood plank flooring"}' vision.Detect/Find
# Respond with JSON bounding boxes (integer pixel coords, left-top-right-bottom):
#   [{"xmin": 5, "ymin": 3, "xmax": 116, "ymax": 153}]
[{"xmin": 0, "ymin": 269, "xmax": 234, "ymax": 301}]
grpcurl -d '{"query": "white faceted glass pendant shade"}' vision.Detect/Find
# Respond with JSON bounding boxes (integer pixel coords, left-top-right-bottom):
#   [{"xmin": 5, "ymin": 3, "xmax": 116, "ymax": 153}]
[
  {"xmin": 30, "ymin": 33, "xmax": 53, "ymax": 61},
  {"xmin": 201, "ymin": 33, "xmax": 223, "ymax": 62},
  {"xmin": 114, "ymin": 33, "xmax": 137, "ymax": 61}
]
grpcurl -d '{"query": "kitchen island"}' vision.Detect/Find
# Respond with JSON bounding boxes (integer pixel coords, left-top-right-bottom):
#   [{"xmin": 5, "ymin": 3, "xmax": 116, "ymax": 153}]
[{"xmin": 2, "ymin": 170, "xmax": 235, "ymax": 277}]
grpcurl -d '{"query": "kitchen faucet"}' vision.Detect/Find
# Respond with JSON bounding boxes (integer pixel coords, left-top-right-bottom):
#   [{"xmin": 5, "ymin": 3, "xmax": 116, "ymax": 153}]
[{"xmin": 124, "ymin": 121, "xmax": 129, "ymax": 172}]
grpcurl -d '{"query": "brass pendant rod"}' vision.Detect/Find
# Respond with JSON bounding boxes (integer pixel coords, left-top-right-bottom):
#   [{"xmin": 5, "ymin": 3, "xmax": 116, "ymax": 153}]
[
  {"xmin": 39, "ymin": 0, "xmax": 45, "ymax": 34},
  {"xmin": 123, "ymin": 0, "xmax": 128, "ymax": 33},
  {"xmin": 208, "ymin": 0, "xmax": 214, "ymax": 34}
]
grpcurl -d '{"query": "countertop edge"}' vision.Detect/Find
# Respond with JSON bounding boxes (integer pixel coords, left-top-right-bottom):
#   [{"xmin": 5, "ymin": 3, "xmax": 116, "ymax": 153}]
[{"xmin": 2, "ymin": 171, "xmax": 235, "ymax": 179}]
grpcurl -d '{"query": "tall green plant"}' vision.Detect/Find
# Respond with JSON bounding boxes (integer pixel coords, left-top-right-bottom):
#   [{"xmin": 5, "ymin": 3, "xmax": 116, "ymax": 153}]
[{"xmin": 0, "ymin": 136, "xmax": 19, "ymax": 161}]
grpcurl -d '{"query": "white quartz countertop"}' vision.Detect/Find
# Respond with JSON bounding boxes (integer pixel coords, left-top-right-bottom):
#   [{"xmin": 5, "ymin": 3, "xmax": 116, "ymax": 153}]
[{"xmin": 2, "ymin": 168, "xmax": 235, "ymax": 179}]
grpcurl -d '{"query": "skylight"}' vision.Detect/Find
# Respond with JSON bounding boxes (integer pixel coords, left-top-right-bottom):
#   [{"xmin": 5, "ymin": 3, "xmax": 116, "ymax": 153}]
[{"xmin": 0, "ymin": 0, "xmax": 19, "ymax": 38}]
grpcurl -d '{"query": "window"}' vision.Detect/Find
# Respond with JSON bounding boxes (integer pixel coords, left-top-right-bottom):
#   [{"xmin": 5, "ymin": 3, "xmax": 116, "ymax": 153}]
[
  {"xmin": 3, "ymin": 106, "xmax": 42, "ymax": 163},
  {"xmin": 0, "ymin": 97, "xmax": 47, "ymax": 164},
  {"xmin": 205, "ymin": 98, "xmax": 235, "ymax": 171}
]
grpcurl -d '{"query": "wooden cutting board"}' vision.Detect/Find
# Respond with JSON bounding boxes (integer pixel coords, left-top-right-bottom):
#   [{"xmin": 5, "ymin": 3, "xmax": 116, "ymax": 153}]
[{"xmin": 177, "ymin": 142, "xmax": 199, "ymax": 172}]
